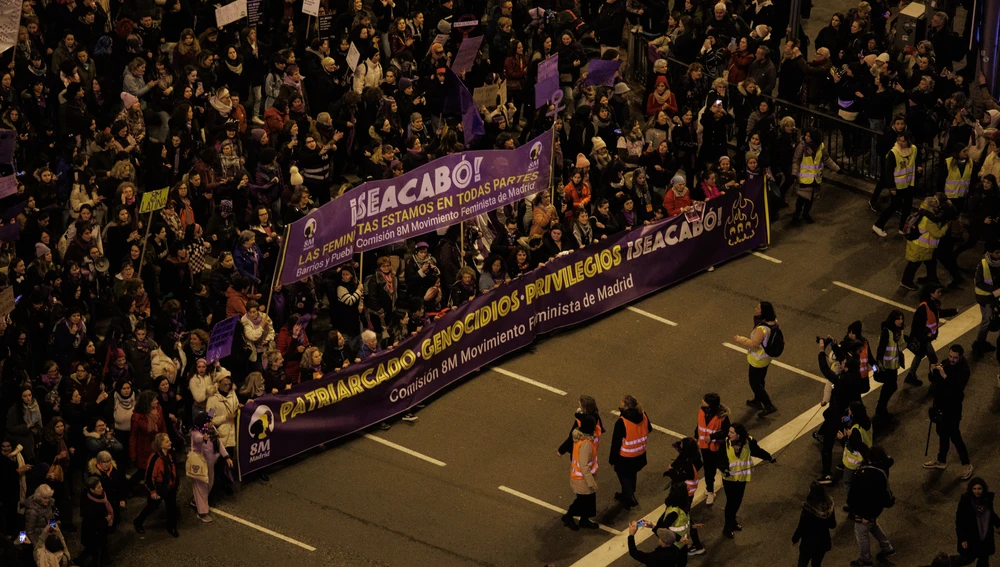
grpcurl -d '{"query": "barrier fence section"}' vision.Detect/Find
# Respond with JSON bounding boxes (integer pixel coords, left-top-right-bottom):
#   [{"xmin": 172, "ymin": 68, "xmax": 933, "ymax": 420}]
[
  {"xmin": 237, "ymin": 185, "xmax": 769, "ymax": 477},
  {"xmin": 625, "ymin": 32, "xmax": 943, "ymax": 194}
]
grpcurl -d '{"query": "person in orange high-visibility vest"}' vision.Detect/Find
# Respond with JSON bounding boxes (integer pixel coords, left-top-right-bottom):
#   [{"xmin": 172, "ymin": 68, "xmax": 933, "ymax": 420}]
[
  {"xmin": 904, "ymin": 285, "xmax": 957, "ymax": 387},
  {"xmin": 557, "ymin": 395, "xmax": 606, "ymax": 457},
  {"xmin": 845, "ymin": 320, "xmax": 873, "ymax": 386},
  {"xmin": 694, "ymin": 392, "xmax": 730, "ymax": 506},
  {"xmin": 663, "ymin": 437, "xmax": 706, "ymax": 556},
  {"xmin": 609, "ymin": 395, "xmax": 650, "ymax": 508},
  {"xmin": 563, "ymin": 414, "xmax": 600, "ymax": 530}
]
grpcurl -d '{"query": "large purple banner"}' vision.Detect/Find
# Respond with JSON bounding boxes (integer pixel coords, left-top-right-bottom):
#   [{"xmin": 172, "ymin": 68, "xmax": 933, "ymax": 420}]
[
  {"xmin": 278, "ymin": 132, "xmax": 553, "ymax": 285},
  {"xmin": 239, "ymin": 187, "xmax": 769, "ymax": 476}
]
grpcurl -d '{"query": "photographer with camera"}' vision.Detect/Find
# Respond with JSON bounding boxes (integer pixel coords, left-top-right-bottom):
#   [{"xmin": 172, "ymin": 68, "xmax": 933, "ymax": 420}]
[
  {"xmin": 923, "ymin": 344, "xmax": 974, "ymax": 480},
  {"xmin": 847, "ymin": 446, "xmax": 897, "ymax": 566},
  {"xmin": 814, "ymin": 335, "xmax": 868, "ymax": 486},
  {"xmin": 404, "ymin": 242, "xmax": 440, "ymax": 299}
]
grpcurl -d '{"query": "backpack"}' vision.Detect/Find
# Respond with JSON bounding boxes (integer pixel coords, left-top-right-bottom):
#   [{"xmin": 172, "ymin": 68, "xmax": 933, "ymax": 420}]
[
  {"xmin": 763, "ymin": 324, "xmax": 784, "ymax": 357},
  {"xmin": 902, "ymin": 210, "xmax": 922, "ymax": 240}
]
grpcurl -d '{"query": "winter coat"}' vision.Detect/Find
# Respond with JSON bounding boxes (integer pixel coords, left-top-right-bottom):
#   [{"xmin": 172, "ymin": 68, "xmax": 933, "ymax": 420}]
[
  {"xmin": 846, "ymin": 464, "xmax": 891, "ymax": 520},
  {"xmin": 207, "ymin": 388, "xmax": 240, "ymax": 448},
  {"xmin": 792, "ymin": 141, "xmax": 841, "ymax": 200},
  {"xmin": 569, "ymin": 428, "xmax": 598, "ymax": 495},
  {"xmin": 792, "ymin": 499, "xmax": 837, "ymax": 553},
  {"xmin": 129, "ymin": 410, "xmax": 166, "ymax": 469},
  {"xmin": 22, "ymin": 494, "xmax": 56, "ymax": 543},
  {"xmin": 85, "ymin": 458, "xmax": 126, "ymax": 514},
  {"xmin": 956, "ymin": 491, "xmax": 1000, "ymax": 557},
  {"xmin": 79, "ymin": 489, "xmax": 113, "ymax": 548}
]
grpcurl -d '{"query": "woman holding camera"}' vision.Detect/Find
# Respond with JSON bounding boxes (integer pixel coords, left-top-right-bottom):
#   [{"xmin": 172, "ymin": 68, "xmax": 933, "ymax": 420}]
[
  {"xmin": 874, "ymin": 310, "xmax": 906, "ymax": 420},
  {"xmin": 815, "ymin": 336, "xmax": 867, "ymax": 485}
]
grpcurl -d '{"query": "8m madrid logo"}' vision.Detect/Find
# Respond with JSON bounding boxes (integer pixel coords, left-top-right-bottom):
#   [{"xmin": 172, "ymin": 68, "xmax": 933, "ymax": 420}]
[{"xmin": 248, "ymin": 405, "xmax": 275, "ymax": 463}]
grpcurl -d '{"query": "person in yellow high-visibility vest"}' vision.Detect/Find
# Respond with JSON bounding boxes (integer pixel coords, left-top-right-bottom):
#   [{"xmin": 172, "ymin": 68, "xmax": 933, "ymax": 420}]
[
  {"xmin": 874, "ymin": 310, "xmax": 906, "ymax": 420},
  {"xmin": 873, "ymin": 131, "xmax": 921, "ymax": 237},
  {"xmin": 840, "ymin": 401, "xmax": 873, "ymax": 509},
  {"xmin": 900, "ymin": 196, "xmax": 947, "ymax": 290},
  {"xmin": 733, "ymin": 301, "xmax": 779, "ymax": 418},
  {"xmin": 790, "ymin": 128, "xmax": 841, "ymax": 223},
  {"xmin": 972, "ymin": 243, "xmax": 1000, "ymax": 356},
  {"xmin": 940, "ymin": 145, "xmax": 972, "ymax": 211},
  {"xmin": 718, "ymin": 423, "xmax": 775, "ymax": 539}
]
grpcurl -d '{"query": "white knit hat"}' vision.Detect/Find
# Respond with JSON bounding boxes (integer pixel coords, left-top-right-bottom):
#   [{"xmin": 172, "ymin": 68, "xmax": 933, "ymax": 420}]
[{"xmin": 289, "ymin": 166, "xmax": 304, "ymax": 186}]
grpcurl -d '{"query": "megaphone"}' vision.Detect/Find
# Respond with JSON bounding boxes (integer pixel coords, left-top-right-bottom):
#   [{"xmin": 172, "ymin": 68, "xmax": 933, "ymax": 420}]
[{"xmin": 94, "ymin": 256, "xmax": 110, "ymax": 273}]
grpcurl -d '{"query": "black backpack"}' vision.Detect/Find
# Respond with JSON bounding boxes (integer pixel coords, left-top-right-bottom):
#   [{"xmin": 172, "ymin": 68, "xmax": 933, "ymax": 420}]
[{"xmin": 763, "ymin": 324, "xmax": 784, "ymax": 357}]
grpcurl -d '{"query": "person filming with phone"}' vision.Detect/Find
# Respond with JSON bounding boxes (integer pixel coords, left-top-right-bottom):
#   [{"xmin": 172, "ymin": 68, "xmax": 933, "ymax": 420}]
[
  {"xmin": 627, "ymin": 519, "xmax": 684, "ymax": 566},
  {"xmin": 922, "ymin": 344, "xmax": 974, "ymax": 480}
]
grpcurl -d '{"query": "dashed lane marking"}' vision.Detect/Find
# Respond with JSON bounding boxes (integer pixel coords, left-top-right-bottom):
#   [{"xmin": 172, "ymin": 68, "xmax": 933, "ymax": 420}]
[
  {"xmin": 209, "ymin": 507, "xmax": 318, "ymax": 551},
  {"xmin": 751, "ymin": 251, "xmax": 782, "ymax": 263},
  {"xmin": 362, "ymin": 434, "xmax": 447, "ymax": 467},
  {"xmin": 626, "ymin": 306, "xmax": 679, "ymax": 326},
  {"xmin": 721, "ymin": 342, "xmax": 827, "ymax": 384},
  {"xmin": 497, "ymin": 485, "xmax": 622, "ymax": 535},
  {"xmin": 493, "ymin": 367, "xmax": 568, "ymax": 396},
  {"xmin": 570, "ymin": 305, "xmax": 981, "ymax": 566},
  {"xmin": 610, "ymin": 410, "xmax": 685, "ymax": 439},
  {"xmin": 832, "ymin": 281, "xmax": 913, "ymax": 312}
]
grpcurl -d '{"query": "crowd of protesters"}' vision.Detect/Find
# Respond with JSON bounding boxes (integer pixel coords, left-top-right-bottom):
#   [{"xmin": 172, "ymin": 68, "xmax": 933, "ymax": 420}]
[{"xmin": 0, "ymin": 0, "xmax": 995, "ymax": 563}]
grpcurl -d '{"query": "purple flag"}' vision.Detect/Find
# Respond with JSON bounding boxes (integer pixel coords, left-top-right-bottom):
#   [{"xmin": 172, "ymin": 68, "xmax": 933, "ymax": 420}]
[
  {"xmin": 535, "ymin": 54, "xmax": 559, "ymax": 108},
  {"xmin": 0, "ymin": 199, "xmax": 26, "ymax": 222},
  {"xmin": 206, "ymin": 315, "xmax": 241, "ymax": 363},
  {"xmin": 0, "ymin": 222, "xmax": 18, "ymax": 242},
  {"xmin": 584, "ymin": 59, "xmax": 622, "ymax": 87},
  {"xmin": 0, "ymin": 175, "xmax": 15, "ymax": 199},
  {"xmin": 0, "ymin": 130, "xmax": 14, "ymax": 165},
  {"xmin": 444, "ymin": 69, "xmax": 485, "ymax": 148},
  {"xmin": 450, "ymin": 35, "xmax": 483, "ymax": 75}
]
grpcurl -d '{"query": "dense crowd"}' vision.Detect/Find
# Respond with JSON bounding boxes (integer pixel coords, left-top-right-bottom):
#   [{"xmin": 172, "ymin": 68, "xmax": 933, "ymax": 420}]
[{"xmin": 0, "ymin": 0, "xmax": 995, "ymax": 563}]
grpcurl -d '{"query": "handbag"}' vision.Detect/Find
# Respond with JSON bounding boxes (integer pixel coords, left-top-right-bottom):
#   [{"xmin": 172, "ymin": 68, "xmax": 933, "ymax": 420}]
[
  {"xmin": 45, "ymin": 464, "xmax": 64, "ymax": 483},
  {"xmin": 185, "ymin": 450, "xmax": 209, "ymax": 483},
  {"xmin": 906, "ymin": 335, "xmax": 922, "ymax": 354}
]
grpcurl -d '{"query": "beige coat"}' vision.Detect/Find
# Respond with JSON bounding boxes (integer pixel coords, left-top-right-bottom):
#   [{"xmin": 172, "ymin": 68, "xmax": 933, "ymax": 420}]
[
  {"xmin": 569, "ymin": 429, "xmax": 598, "ymax": 495},
  {"xmin": 206, "ymin": 388, "xmax": 240, "ymax": 448}
]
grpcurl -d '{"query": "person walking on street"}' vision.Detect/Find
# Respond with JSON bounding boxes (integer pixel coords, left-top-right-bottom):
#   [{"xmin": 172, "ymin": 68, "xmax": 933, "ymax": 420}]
[
  {"xmin": 733, "ymin": 301, "xmax": 780, "ymax": 418},
  {"xmin": 663, "ymin": 437, "xmax": 706, "ymax": 556},
  {"xmin": 954, "ymin": 477, "xmax": 1000, "ymax": 567},
  {"xmin": 815, "ymin": 337, "xmax": 868, "ymax": 485},
  {"xmin": 133, "ymin": 433, "xmax": 179, "ymax": 538},
  {"xmin": 847, "ymin": 446, "xmax": 896, "ymax": 566},
  {"xmin": 873, "ymin": 131, "xmax": 920, "ymax": 237},
  {"xmin": 905, "ymin": 285, "xmax": 957, "ymax": 386},
  {"xmin": 923, "ymin": 344, "xmax": 974, "ymax": 480},
  {"xmin": 77, "ymin": 476, "xmax": 114, "ymax": 566},
  {"xmin": 874, "ymin": 310, "xmax": 906, "ymax": 420},
  {"xmin": 845, "ymin": 321, "xmax": 873, "ymax": 383},
  {"xmin": 790, "ymin": 128, "xmax": 841, "ymax": 224},
  {"xmin": 719, "ymin": 423, "xmax": 775, "ymax": 539},
  {"xmin": 558, "ymin": 395, "xmax": 605, "ymax": 456},
  {"xmin": 563, "ymin": 414, "xmax": 600, "ymax": 530},
  {"xmin": 840, "ymin": 401, "xmax": 873, "ymax": 507},
  {"xmin": 694, "ymin": 393, "xmax": 730, "ymax": 507},
  {"xmin": 900, "ymin": 197, "xmax": 948, "ymax": 291},
  {"xmin": 792, "ymin": 481, "xmax": 837, "ymax": 567},
  {"xmin": 972, "ymin": 242, "xmax": 1000, "ymax": 356},
  {"xmin": 609, "ymin": 395, "xmax": 650, "ymax": 508}
]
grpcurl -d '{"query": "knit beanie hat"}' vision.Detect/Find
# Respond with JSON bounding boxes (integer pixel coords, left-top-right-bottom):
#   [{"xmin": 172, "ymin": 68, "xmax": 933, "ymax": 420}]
[
  {"xmin": 120, "ymin": 91, "xmax": 139, "ymax": 109},
  {"xmin": 591, "ymin": 137, "xmax": 607, "ymax": 152},
  {"xmin": 670, "ymin": 175, "xmax": 685, "ymax": 186},
  {"xmin": 289, "ymin": 166, "xmax": 304, "ymax": 186},
  {"xmin": 399, "ymin": 77, "xmax": 413, "ymax": 90},
  {"xmin": 575, "ymin": 153, "xmax": 591, "ymax": 169},
  {"xmin": 745, "ymin": 151, "xmax": 759, "ymax": 162},
  {"xmin": 251, "ymin": 128, "xmax": 266, "ymax": 143},
  {"xmin": 35, "ymin": 242, "xmax": 51, "ymax": 258}
]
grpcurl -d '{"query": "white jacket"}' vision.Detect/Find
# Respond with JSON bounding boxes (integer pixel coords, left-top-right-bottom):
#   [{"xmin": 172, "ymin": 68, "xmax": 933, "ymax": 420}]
[
  {"xmin": 241, "ymin": 313, "xmax": 274, "ymax": 362},
  {"xmin": 188, "ymin": 373, "xmax": 216, "ymax": 407},
  {"xmin": 353, "ymin": 59, "xmax": 383, "ymax": 93},
  {"xmin": 206, "ymin": 388, "xmax": 240, "ymax": 448}
]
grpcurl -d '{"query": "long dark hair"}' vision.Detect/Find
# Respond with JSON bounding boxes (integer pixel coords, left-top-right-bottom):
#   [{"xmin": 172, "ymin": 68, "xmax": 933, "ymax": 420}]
[
  {"xmin": 759, "ymin": 301, "xmax": 776, "ymax": 321},
  {"xmin": 848, "ymin": 401, "xmax": 870, "ymax": 429},
  {"xmin": 663, "ymin": 483, "xmax": 691, "ymax": 512},
  {"xmin": 135, "ymin": 390, "xmax": 158, "ymax": 415},
  {"xmin": 966, "ymin": 477, "xmax": 990, "ymax": 497},
  {"xmin": 805, "ymin": 481, "xmax": 833, "ymax": 511},
  {"xmin": 730, "ymin": 423, "xmax": 748, "ymax": 444},
  {"xmin": 882, "ymin": 309, "xmax": 904, "ymax": 336}
]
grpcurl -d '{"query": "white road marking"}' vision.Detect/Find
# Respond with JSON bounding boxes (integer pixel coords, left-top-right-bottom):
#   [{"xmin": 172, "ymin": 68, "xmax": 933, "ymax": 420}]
[
  {"xmin": 498, "ymin": 485, "xmax": 621, "ymax": 536},
  {"xmin": 832, "ymin": 281, "xmax": 913, "ymax": 312},
  {"xmin": 721, "ymin": 342, "xmax": 827, "ymax": 384},
  {"xmin": 610, "ymin": 410, "xmax": 685, "ymax": 439},
  {"xmin": 362, "ymin": 434, "xmax": 447, "ymax": 467},
  {"xmin": 209, "ymin": 507, "xmax": 317, "ymax": 552},
  {"xmin": 751, "ymin": 251, "xmax": 782, "ymax": 264},
  {"xmin": 493, "ymin": 367, "xmax": 568, "ymax": 396},
  {"xmin": 571, "ymin": 306, "xmax": 981, "ymax": 567},
  {"xmin": 626, "ymin": 306, "xmax": 679, "ymax": 326}
]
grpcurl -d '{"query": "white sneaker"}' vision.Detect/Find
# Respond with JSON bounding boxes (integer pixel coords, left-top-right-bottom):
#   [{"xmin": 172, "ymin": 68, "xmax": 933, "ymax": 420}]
[
  {"xmin": 705, "ymin": 491, "xmax": 715, "ymax": 506},
  {"xmin": 922, "ymin": 460, "xmax": 947, "ymax": 469},
  {"xmin": 872, "ymin": 225, "xmax": 887, "ymax": 237},
  {"xmin": 707, "ymin": 266, "xmax": 715, "ymax": 272},
  {"xmin": 961, "ymin": 464, "xmax": 974, "ymax": 480},
  {"xmin": 199, "ymin": 514, "xmax": 213, "ymax": 523}
]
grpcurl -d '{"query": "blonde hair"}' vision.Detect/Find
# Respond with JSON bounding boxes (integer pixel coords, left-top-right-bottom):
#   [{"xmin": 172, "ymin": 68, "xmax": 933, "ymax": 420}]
[{"xmin": 779, "ymin": 116, "xmax": 796, "ymax": 130}]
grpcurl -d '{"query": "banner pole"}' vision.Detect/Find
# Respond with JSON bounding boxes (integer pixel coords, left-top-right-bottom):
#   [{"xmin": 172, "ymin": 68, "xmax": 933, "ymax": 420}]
[
  {"xmin": 459, "ymin": 224, "xmax": 465, "ymax": 267},
  {"xmin": 137, "ymin": 210, "xmax": 154, "ymax": 274},
  {"xmin": 266, "ymin": 226, "xmax": 290, "ymax": 315},
  {"xmin": 549, "ymin": 123, "xmax": 556, "ymax": 204}
]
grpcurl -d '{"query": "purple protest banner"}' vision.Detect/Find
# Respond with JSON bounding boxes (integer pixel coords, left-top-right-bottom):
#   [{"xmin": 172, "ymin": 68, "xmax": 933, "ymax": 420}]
[
  {"xmin": 278, "ymin": 196, "xmax": 355, "ymax": 286},
  {"xmin": 238, "ymin": 185, "xmax": 769, "ymax": 476},
  {"xmin": 350, "ymin": 131, "xmax": 551, "ymax": 252},
  {"xmin": 584, "ymin": 59, "xmax": 621, "ymax": 86},
  {"xmin": 450, "ymin": 35, "xmax": 483, "ymax": 75},
  {"xmin": 206, "ymin": 315, "xmax": 241, "ymax": 363},
  {"xmin": 0, "ymin": 175, "xmax": 15, "ymax": 199},
  {"xmin": 443, "ymin": 68, "xmax": 486, "ymax": 147},
  {"xmin": 0, "ymin": 130, "xmax": 14, "ymax": 165},
  {"xmin": 0, "ymin": 222, "xmax": 18, "ymax": 242},
  {"xmin": 0, "ymin": 199, "xmax": 26, "ymax": 222},
  {"xmin": 534, "ymin": 54, "xmax": 559, "ymax": 107}
]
